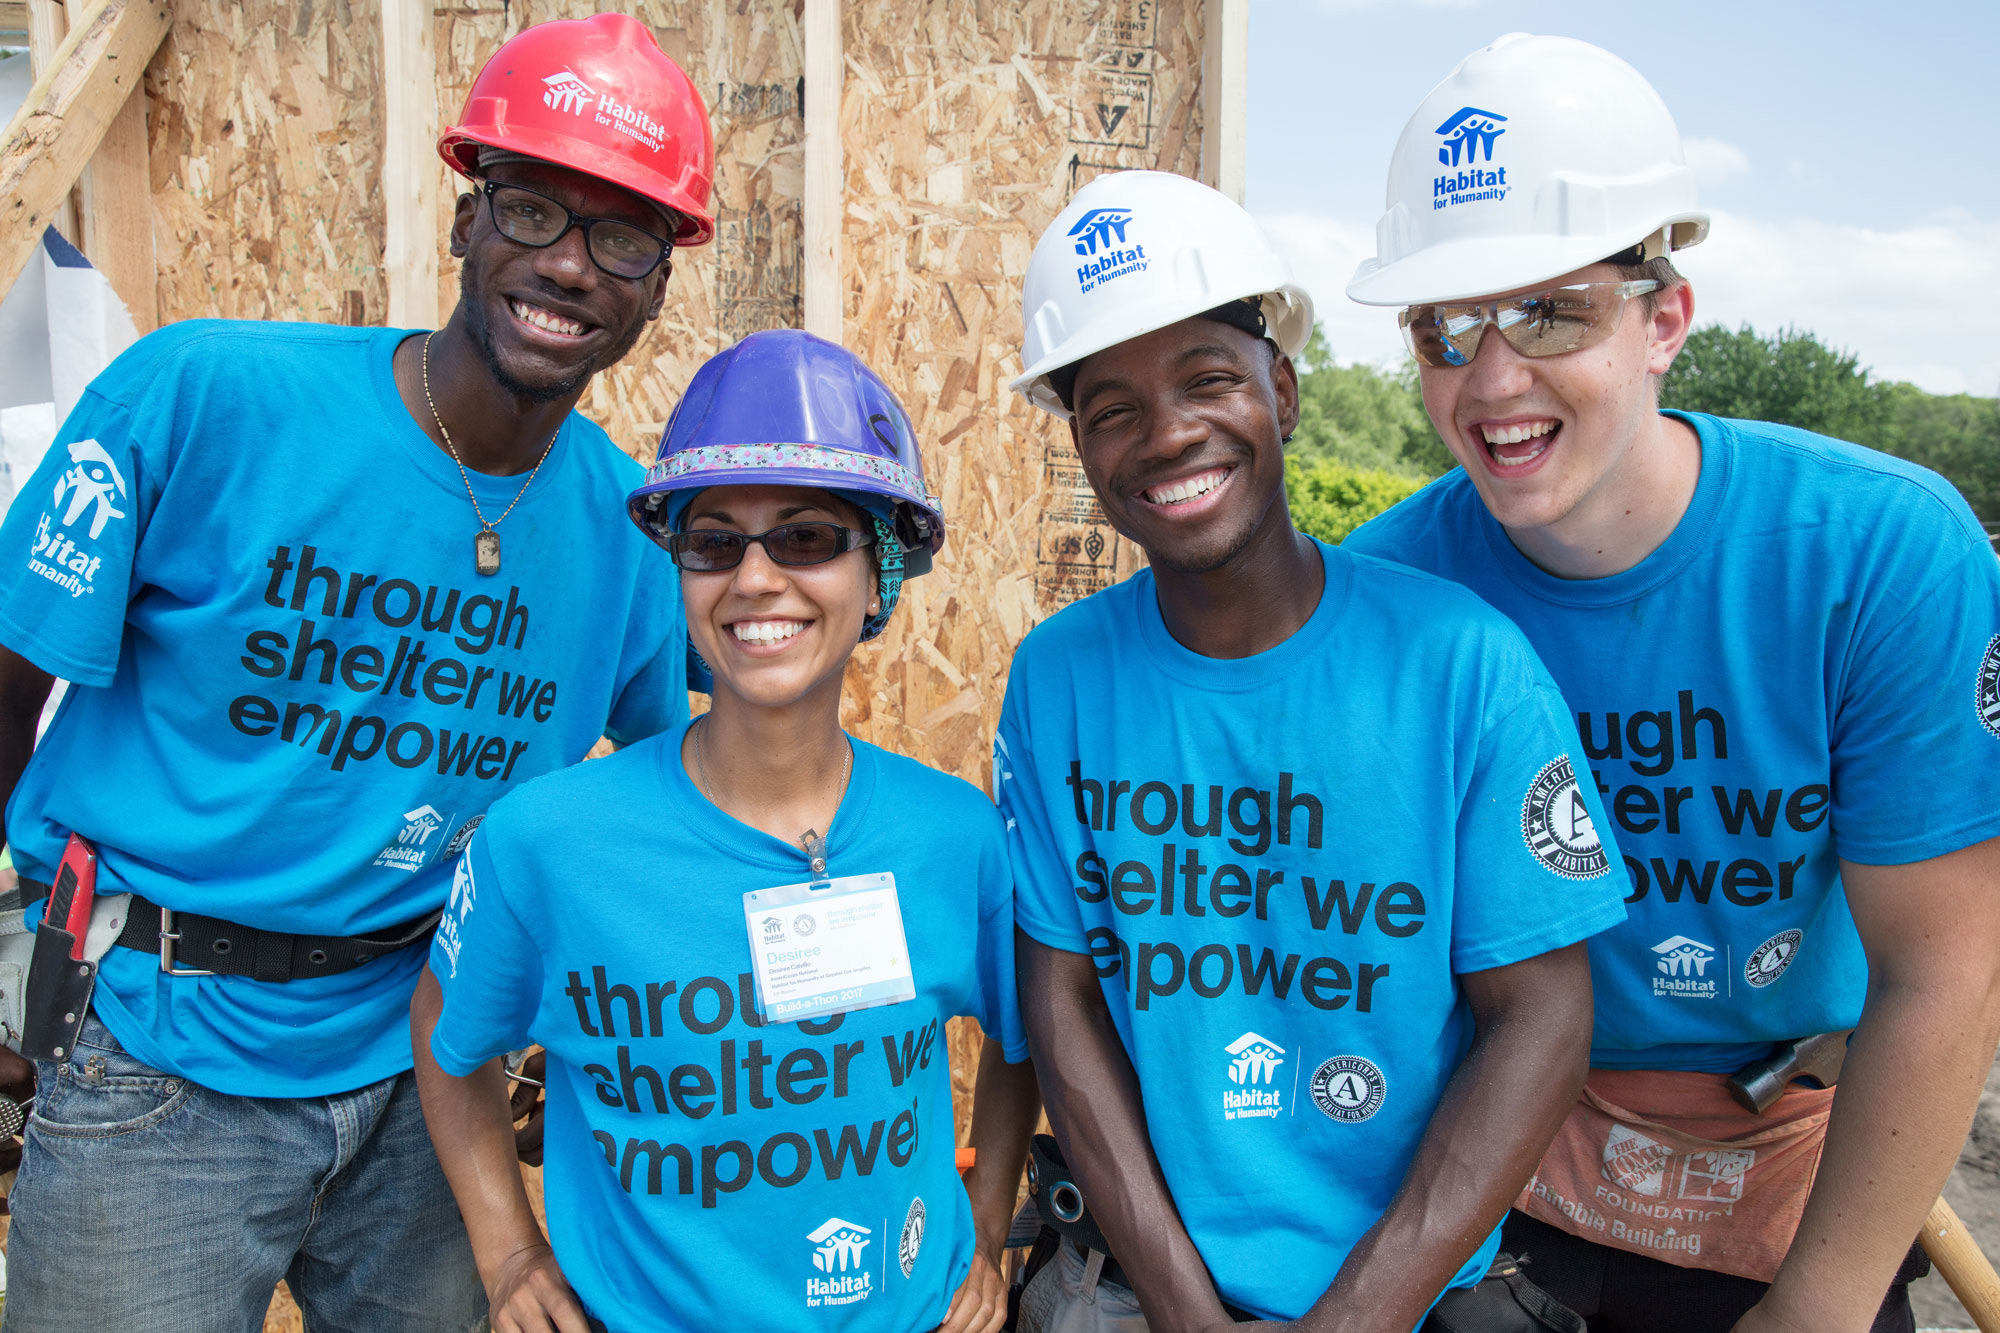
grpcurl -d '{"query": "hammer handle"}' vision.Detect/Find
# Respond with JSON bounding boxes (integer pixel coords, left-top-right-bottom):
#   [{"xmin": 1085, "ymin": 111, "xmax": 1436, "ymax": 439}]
[{"xmin": 1923, "ymin": 1196, "xmax": 2000, "ymax": 1332}]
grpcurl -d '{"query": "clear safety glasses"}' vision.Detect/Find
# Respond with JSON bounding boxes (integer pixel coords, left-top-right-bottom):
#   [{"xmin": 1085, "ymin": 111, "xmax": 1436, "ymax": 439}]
[
  {"xmin": 1400, "ymin": 279, "xmax": 1661, "ymax": 369},
  {"xmin": 667, "ymin": 522, "xmax": 876, "ymax": 572},
  {"xmin": 480, "ymin": 180, "xmax": 675, "ymax": 280}
]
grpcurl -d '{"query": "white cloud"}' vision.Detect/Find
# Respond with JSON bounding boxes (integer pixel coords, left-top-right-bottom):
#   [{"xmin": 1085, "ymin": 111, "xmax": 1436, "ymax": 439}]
[
  {"xmin": 1690, "ymin": 208, "xmax": 2000, "ymax": 395},
  {"xmin": 1681, "ymin": 137, "xmax": 1750, "ymax": 187},
  {"xmin": 1257, "ymin": 205, "xmax": 2000, "ymax": 397},
  {"xmin": 1257, "ymin": 210, "xmax": 1408, "ymax": 368}
]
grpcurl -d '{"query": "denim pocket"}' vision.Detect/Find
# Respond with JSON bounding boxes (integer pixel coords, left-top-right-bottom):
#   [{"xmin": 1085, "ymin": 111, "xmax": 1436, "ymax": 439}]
[{"xmin": 30, "ymin": 1015, "xmax": 193, "ymax": 1138}]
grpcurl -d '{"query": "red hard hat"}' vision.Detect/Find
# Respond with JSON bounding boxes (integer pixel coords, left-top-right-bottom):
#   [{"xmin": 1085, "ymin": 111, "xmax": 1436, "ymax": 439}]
[{"xmin": 438, "ymin": 13, "xmax": 716, "ymax": 247}]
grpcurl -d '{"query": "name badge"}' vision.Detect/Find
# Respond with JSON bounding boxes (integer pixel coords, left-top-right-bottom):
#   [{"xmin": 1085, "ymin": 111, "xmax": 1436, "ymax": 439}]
[{"xmin": 743, "ymin": 872, "xmax": 916, "ymax": 1023}]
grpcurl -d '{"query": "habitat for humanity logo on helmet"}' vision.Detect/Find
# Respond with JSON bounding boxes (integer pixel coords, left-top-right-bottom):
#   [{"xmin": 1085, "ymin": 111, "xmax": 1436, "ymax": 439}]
[
  {"xmin": 1651, "ymin": 935, "xmax": 1719, "ymax": 1000},
  {"xmin": 28, "ymin": 439, "xmax": 127, "ymax": 599},
  {"xmin": 805, "ymin": 1218, "xmax": 874, "ymax": 1308},
  {"xmin": 373, "ymin": 804, "xmax": 451, "ymax": 873},
  {"xmin": 1432, "ymin": 106, "xmax": 1509, "ymax": 212},
  {"xmin": 541, "ymin": 66, "xmax": 670, "ymax": 153},
  {"xmin": 1069, "ymin": 207, "xmax": 1148, "ymax": 295},
  {"xmin": 1222, "ymin": 1031, "xmax": 1286, "ymax": 1121}
]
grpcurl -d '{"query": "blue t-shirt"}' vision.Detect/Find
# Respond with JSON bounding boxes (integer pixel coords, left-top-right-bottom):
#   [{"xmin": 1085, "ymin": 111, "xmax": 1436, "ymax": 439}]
[
  {"xmin": 0, "ymin": 319, "xmax": 687, "ymax": 1096},
  {"xmin": 994, "ymin": 538, "xmax": 1628, "ymax": 1322},
  {"xmin": 429, "ymin": 725, "xmax": 1028, "ymax": 1333},
  {"xmin": 1346, "ymin": 412, "xmax": 2000, "ymax": 1073}
]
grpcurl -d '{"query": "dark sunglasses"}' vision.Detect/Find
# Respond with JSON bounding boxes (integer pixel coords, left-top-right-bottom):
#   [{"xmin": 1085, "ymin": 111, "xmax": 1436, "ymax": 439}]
[
  {"xmin": 667, "ymin": 522, "xmax": 876, "ymax": 572},
  {"xmin": 479, "ymin": 180, "xmax": 675, "ymax": 280}
]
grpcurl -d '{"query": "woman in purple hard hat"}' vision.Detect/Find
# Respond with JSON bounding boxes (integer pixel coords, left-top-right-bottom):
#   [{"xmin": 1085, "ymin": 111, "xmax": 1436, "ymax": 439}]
[{"xmin": 412, "ymin": 329, "xmax": 1037, "ymax": 1333}]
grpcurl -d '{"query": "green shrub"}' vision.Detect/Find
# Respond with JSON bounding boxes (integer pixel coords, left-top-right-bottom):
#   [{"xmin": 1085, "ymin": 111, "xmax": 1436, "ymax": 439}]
[{"xmin": 1286, "ymin": 457, "xmax": 1427, "ymax": 545}]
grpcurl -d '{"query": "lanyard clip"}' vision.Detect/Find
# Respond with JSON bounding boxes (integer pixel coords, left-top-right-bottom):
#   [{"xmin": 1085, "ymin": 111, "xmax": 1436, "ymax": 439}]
[{"xmin": 801, "ymin": 829, "xmax": 831, "ymax": 887}]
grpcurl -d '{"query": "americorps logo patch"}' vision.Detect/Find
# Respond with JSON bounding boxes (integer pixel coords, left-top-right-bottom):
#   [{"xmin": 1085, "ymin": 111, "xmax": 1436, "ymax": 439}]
[
  {"xmin": 898, "ymin": 1198, "xmax": 925, "ymax": 1278},
  {"xmin": 1977, "ymin": 634, "xmax": 2000, "ymax": 740},
  {"xmin": 1431, "ymin": 105, "xmax": 1509, "ymax": 212},
  {"xmin": 1309, "ymin": 1055, "xmax": 1385, "ymax": 1124},
  {"xmin": 1069, "ymin": 207, "xmax": 1148, "ymax": 294},
  {"xmin": 1744, "ymin": 929, "xmax": 1802, "ymax": 989},
  {"xmin": 1521, "ymin": 756, "xmax": 1609, "ymax": 880}
]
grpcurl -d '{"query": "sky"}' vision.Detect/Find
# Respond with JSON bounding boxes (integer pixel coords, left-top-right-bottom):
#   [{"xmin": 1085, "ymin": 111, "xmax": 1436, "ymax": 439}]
[{"xmin": 1248, "ymin": 0, "xmax": 2000, "ymax": 396}]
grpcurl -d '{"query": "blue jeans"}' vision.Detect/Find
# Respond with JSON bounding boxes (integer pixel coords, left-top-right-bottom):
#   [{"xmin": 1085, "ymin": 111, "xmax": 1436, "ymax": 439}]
[{"xmin": 3, "ymin": 1014, "xmax": 486, "ymax": 1332}]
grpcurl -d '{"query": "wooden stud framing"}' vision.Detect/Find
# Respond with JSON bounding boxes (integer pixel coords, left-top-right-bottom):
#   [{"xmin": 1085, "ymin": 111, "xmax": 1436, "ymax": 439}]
[
  {"xmin": 75, "ymin": 70, "xmax": 154, "ymax": 328},
  {"xmin": 382, "ymin": 0, "xmax": 439, "ymax": 330},
  {"xmin": 0, "ymin": 2, "xmax": 32, "ymax": 32},
  {"xmin": 0, "ymin": 0, "xmax": 171, "ymax": 297},
  {"xmin": 800, "ymin": 0, "xmax": 840, "ymax": 342},
  {"xmin": 26, "ymin": 0, "xmax": 76, "ymax": 240},
  {"xmin": 1201, "ymin": 0, "xmax": 1246, "ymax": 202}
]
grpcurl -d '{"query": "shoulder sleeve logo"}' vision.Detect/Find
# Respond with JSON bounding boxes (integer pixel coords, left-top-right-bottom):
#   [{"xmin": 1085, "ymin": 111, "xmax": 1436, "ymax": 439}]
[
  {"xmin": 1521, "ymin": 756, "xmax": 1610, "ymax": 880},
  {"xmin": 1977, "ymin": 634, "xmax": 2000, "ymax": 741}
]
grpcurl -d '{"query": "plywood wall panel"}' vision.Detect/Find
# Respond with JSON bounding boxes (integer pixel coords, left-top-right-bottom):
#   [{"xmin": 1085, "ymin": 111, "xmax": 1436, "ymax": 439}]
[
  {"xmin": 836, "ymin": 0, "xmax": 1202, "ymax": 779},
  {"xmin": 148, "ymin": 0, "xmax": 387, "ymax": 327},
  {"xmin": 835, "ymin": 0, "xmax": 1207, "ymax": 1123}
]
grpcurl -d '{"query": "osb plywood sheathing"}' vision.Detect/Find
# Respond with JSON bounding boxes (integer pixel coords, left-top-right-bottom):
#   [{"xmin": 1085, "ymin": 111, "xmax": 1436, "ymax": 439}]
[
  {"xmin": 832, "ymin": 0, "xmax": 1209, "ymax": 1113},
  {"xmin": 432, "ymin": 0, "xmax": 804, "ymax": 463},
  {"xmin": 147, "ymin": 0, "xmax": 385, "ymax": 328}
]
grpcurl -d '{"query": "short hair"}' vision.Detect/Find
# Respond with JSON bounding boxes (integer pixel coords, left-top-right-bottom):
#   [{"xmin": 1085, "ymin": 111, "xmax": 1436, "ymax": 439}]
[{"xmin": 1603, "ymin": 239, "xmax": 1685, "ymax": 315}]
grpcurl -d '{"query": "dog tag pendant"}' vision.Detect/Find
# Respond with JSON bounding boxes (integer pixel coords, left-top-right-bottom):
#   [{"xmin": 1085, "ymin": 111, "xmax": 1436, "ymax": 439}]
[{"xmin": 475, "ymin": 529, "xmax": 501, "ymax": 576}]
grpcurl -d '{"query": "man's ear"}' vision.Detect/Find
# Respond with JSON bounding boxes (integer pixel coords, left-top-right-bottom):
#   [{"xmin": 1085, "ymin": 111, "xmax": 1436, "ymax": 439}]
[
  {"xmin": 645, "ymin": 269, "xmax": 670, "ymax": 322},
  {"xmin": 1647, "ymin": 281, "xmax": 1696, "ymax": 378},
  {"xmin": 449, "ymin": 192, "xmax": 478, "ymax": 259},
  {"xmin": 1271, "ymin": 351, "xmax": 1302, "ymax": 443}
]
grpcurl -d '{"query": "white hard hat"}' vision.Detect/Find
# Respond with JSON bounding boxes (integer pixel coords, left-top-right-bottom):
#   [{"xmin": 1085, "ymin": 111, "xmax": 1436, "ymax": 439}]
[
  {"xmin": 1347, "ymin": 33, "xmax": 1709, "ymax": 308},
  {"xmin": 1012, "ymin": 170, "xmax": 1314, "ymax": 419}
]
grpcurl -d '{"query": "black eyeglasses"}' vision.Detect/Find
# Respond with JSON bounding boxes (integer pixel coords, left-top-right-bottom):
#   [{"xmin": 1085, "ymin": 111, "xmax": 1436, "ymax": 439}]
[
  {"xmin": 479, "ymin": 180, "xmax": 675, "ymax": 280},
  {"xmin": 667, "ymin": 523, "xmax": 876, "ymax": 572}
]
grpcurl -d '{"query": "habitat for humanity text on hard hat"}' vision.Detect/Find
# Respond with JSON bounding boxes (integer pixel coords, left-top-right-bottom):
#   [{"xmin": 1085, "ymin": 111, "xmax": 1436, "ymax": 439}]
[
  {"xmin": 1347, "ymin": 33, "xmax": 1709, "ymax": 308},
  {"xmin": 1011, "ymin": 170, "xmax": 1314, "ymax": 418},
  {"xmin": 438, "ymin": 12, "xmax": 717, "ymax": 246}
]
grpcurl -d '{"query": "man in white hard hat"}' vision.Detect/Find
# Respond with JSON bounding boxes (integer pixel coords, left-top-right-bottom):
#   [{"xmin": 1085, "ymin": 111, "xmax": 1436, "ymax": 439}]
[
  {"xmin": 997, "ymin": 168, "xmax": 1630, "ymax": 1331},
  {"xmin": 1345, "ymin": 33, "xmax": 2000, "ymax": 1333}
]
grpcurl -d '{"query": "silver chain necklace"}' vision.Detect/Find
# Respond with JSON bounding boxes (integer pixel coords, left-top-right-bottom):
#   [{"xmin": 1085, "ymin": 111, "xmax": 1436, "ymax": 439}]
[
  {"xmin": 693, "ymin": 714, "xmax": 853, "ymax": 876},
  {"xmin": 421, "ymin": 333, "xmax": 557, "ymax": 576}
]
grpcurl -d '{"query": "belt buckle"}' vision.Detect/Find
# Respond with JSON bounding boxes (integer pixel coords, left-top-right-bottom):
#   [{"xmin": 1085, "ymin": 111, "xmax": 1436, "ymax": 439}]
[{"xmin": 157, "ymin": 908, "xmax": 215, "ymax": 977}]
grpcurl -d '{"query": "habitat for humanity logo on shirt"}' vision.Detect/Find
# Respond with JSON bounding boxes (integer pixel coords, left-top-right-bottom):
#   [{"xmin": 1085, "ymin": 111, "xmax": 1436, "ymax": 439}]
[
  {"xmin": 1222, "ymin": 1031, "xmax": 1287, "ymax": 1121},
  {"xmin": 27, "ymin": 440, "xmax": 127, "ymax": 598},
  {"xmin": 806, "ymin": 1217, "xmax": 874, "ymax": 1308}
]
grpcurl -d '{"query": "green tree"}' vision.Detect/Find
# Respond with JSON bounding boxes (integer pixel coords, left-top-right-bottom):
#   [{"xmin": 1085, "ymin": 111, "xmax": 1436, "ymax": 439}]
[
  {"xmin": 1661, "ymin": 324, "xmax": 1888, "ymax": 441},
  {"xmin": 1286, "ymin": 329, "xmax": 1453, "ymax": 479},
  {"xmin": 1664, "ymin": 323, "xmax": 2000, "ymax": 528},
  {"xmin": 1286, "ymin": 456, "xmax": 1427, "ymax": 545}
]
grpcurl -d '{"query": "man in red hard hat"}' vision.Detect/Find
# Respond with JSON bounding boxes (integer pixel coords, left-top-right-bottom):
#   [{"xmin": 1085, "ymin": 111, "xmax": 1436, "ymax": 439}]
[{"xmin": 0, "ymin": 15, "xmax": 711, "ymax": 1328}]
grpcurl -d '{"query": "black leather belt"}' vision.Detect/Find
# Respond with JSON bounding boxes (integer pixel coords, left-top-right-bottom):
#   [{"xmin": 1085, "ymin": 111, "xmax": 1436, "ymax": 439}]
[{"xmin": 21, "ymin": 878, "xmax": 439, "ymax": 982}]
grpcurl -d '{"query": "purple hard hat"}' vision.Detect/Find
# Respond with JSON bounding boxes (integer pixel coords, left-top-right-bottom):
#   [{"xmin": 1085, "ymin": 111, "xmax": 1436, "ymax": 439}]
[
  {"xmin": 628, "ymin": 329, "xmax": 945, "ymax": 644},
  {"xmin": 628, "ymin": 329, "xmax": 944, "ymax": 565}
]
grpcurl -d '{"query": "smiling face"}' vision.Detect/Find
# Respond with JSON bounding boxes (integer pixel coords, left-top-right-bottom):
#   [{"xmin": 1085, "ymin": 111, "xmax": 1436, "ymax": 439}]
[
  {"xmin": 679, "ymin": 485, "xmax": 876, "ymax": 714},
  {"xmin": 450, "ymin": 158, "xmax": 674, "ymax": 403},
  {"xmin": 1067, "ymin": 317, "xmax": 1301, "ymax": 575},
  {"xmin": 1415, "ymin": 262, "xmax": 1695, "ymax": 540}
]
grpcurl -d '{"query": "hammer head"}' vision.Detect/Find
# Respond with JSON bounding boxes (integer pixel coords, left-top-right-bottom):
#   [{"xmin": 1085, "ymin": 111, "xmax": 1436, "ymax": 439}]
[{"xmin": 1727, "ymin": 1030, "xmax": 1852, "ymax": 1115}]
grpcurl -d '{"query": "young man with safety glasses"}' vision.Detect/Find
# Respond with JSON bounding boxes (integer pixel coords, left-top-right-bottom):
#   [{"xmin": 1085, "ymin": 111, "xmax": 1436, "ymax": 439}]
[
  {"xmin": 1346, "ymin": 34, "xmax": 2000, "ymax": 1333},
  {"xmin": 0, "ymin": 15, "xmax": 709, "ymax": 1329},
  {"xmin": 997, "ymin": 169, "xmax": 1632, "ymax": 1332}
]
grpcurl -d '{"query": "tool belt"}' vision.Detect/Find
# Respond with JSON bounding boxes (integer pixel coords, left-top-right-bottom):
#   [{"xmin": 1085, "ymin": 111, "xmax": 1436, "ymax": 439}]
[{"xmin": 20, "ymin": 878, "xmax": 439, "ymax": 982}]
